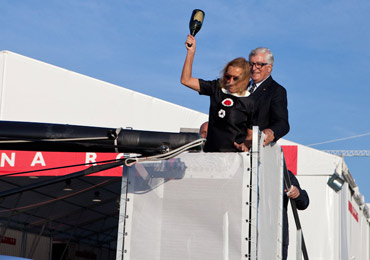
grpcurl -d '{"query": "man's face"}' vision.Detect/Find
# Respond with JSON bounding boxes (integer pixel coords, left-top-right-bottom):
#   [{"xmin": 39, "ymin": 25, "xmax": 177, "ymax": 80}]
[
  {"xmin": 200, "ymin": 123, "xmax": 208, "ymax": 138},
  {"xmin": 250, "ymin": 53, "xmax": 272, "ymax": 83},
  {"xmin": 224, "ymin": 66, "xmax": 248, "ymax": 95}
]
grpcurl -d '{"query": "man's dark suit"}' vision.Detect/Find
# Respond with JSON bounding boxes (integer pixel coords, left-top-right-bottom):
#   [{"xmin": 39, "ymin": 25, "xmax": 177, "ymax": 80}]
[
  {"xmin": 249, "ymin": 76, "xmax": 290, "ymax": 141},
  {"xmin": 283, "ymin": 171, "xmax": 309, "ymax": 260}
]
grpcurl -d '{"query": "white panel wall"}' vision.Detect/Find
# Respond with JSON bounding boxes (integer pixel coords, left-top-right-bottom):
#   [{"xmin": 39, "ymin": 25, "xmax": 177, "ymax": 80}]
[
  {"xmin": 278, "ymin": 138, "xmax": 370, "ymax": 259},
  {"xmin": 287, "ymin": 176, "xmax": 341, "ymax": 260},
  {"xmin": 257, "ymin": 141, "xmax": 284, "ymax": 259}
]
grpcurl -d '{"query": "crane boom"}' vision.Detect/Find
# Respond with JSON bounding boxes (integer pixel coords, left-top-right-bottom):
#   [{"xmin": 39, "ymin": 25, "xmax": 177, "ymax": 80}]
[{"xmin": 323, "ymin": 150, "xmax": 370, "ymax": 157}]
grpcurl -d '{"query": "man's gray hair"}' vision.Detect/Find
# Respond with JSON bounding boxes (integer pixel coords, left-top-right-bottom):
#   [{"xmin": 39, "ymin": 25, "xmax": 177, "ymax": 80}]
[{"xmin": 249, "ymin": 47, "xmax": 274, "ymax": 65}]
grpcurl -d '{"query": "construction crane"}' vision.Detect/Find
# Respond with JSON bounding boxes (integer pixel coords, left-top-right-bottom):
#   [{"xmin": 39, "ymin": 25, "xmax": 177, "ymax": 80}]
[{"xmin": 323, "ymin": 150, "xmax": 370, "ymax": 157}]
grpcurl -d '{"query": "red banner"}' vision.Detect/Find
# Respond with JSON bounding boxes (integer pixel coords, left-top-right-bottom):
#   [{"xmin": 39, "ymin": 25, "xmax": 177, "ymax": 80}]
[
  {"xmin": 348, "ymin": 201, "xmax": 359, "ymax": 222},
  {"xmin": 0, "ymin": 150, "xmax": 125, "ymax": 177},
  {"xmin": 1, "ymin": 236, "xmax": 16, "ymax": 245},
  {"xmin": 281, "ymin": 145, "xmax": 298, "ymax": 175}
]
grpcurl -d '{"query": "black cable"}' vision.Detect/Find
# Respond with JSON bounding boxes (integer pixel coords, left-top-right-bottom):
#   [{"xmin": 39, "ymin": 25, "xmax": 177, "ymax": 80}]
[{"xmin": 0, "ymin": 138, "xmax": 169, "ymax": 154}]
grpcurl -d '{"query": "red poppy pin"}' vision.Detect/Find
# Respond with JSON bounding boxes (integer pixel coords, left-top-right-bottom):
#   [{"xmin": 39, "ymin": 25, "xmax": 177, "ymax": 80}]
[{"xmin": 221, "ymin": 98, "xmax": 234, "ymax": 107}]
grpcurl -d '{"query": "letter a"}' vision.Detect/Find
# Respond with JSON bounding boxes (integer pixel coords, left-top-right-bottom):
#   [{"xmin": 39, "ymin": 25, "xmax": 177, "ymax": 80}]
[{"xmin": 31, "ymin": 152, "xmax": 46, "ymax": 166}]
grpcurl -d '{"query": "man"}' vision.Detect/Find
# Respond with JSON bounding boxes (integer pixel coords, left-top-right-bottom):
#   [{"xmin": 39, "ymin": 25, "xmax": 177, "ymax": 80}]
[
  {"xmin": 248, "ymin": 47, "xmax": 290, "ymax": 146},
  {"xmin": 248, "ymin": 48, "xmax": 294, "ymax": 258},
  {"xmin": 283, "ymin": 171, "xmax": 309, "ymax": 260},
  {"xmin": 199, "ymin": 121, "xmax": 208, "ymax": 150},
  {"xmin": 199, "ymin": 121, "xmax": 208, "ymax": 139}
]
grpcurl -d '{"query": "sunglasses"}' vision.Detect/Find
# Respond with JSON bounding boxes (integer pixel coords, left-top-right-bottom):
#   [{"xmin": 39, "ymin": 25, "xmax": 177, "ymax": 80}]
[{"xmin": 224, "ymin": 74, "xmax": 240, "ymax": 81}]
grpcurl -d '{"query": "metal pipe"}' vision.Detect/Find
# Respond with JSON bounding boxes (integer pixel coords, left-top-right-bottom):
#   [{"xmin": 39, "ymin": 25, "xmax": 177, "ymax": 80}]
[{"xmin": 0, "ymin": 120, "xmax": 201, "ymax": 154}]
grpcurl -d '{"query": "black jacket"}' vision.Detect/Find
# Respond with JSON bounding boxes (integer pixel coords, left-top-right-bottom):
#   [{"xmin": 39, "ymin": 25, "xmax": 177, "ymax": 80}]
[
  {"xmin": 248, "ymin": 76, "xmax": 290, "ymax": 141},
  {"xmin": 283, "ymin": 170, "xmax": 309, "ymax": 246}
]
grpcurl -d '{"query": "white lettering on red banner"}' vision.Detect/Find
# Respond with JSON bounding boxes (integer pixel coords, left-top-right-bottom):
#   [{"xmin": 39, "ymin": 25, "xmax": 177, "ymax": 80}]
[
  {"xmin": 1, "ymin": 152, "xmax": 15, "ymax": 167},
  {"xmin": 31, "ymin": 152, "xmax": 46, "ymax": 166},
  {"xmin": 0, "ymin": 150, "xmax": 125, "ymax": 177},
  {"xmin": 86, "ymin": 153, "xmax": 98, "ymax": 166}
]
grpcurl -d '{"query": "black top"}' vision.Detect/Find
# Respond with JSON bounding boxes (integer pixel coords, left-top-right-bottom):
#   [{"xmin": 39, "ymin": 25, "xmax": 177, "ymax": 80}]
[{"xmin": 199, "ymin": 79, "xmax": 254, "ymax": 152}]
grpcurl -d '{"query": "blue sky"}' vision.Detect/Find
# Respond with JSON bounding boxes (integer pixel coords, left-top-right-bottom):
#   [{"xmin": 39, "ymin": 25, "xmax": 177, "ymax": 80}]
[{"xmin": 1, "ymin": 1, "xmax": 370, "ymax": 200}]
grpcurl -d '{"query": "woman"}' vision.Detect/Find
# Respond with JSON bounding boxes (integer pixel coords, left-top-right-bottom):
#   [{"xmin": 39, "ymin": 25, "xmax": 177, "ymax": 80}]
[{"xmin": 181, "ymin": 35, "xmax": 254, "ymax": 152}]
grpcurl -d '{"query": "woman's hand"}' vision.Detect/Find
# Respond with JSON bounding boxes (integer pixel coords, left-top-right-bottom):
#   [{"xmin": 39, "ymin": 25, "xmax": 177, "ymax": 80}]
[
  {"xmin": 185, "ymin": 35, "xmax": 196, "ymax": 51},
  {"xmin": 180, "ymin": 34, "xmax": 200, "ymax": 91},
  {"xmin": 234, "ymin": 140, "xmax": 251, "ymax": 152},
  {"xmin": 234, "ymin": 129, "xmax": 253, "ymax": 151}
]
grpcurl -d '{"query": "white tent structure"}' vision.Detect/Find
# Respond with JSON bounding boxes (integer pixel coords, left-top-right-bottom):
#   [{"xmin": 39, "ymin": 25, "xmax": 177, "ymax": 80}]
[
  {"xmin": 278, "ymin": 139, "xmax": 370, "ymax": 259},
  {"xmin": 0, "ymin": 50, "xmax": 207, "ymax": 131},
  {"xmin": 0, "ymin": 50, "xmax": 207, "ymax": 260},
  {"xmin": 0, "ymin": 50, "xmax": 369, "ymax": 259}
]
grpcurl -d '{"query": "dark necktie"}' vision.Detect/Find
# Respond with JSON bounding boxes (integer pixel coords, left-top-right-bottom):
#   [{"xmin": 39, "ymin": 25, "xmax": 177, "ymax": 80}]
[{"xmin": 249, "ymin": 83, "xmax": 257, "ymax": 94}]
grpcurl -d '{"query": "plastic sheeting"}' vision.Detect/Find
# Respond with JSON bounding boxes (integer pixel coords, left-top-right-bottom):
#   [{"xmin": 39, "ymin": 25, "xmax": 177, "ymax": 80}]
[
  {"xmin": 117, "ymin": 137, "xmax": 285, "ymax": 260},
  {"xmin": 118, "ymin": 153, "xmax": 253, "ymax": 260}
]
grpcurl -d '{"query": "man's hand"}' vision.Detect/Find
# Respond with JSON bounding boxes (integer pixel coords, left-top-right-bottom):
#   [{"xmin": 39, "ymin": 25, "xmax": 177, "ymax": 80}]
[
  {"xmin": 284, "ymin": 185, "xmax": 300, "ymax": 199},
  {"xmin": 262, "ymin": 128, "xmax": 275, "ymax": 146}
]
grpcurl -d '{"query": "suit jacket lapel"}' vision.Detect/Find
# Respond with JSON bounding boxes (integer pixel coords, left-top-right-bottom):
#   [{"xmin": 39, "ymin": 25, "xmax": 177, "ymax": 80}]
[{"xmin": 251, "ymin": 76, "xmax": 273, "ymax": 98}]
